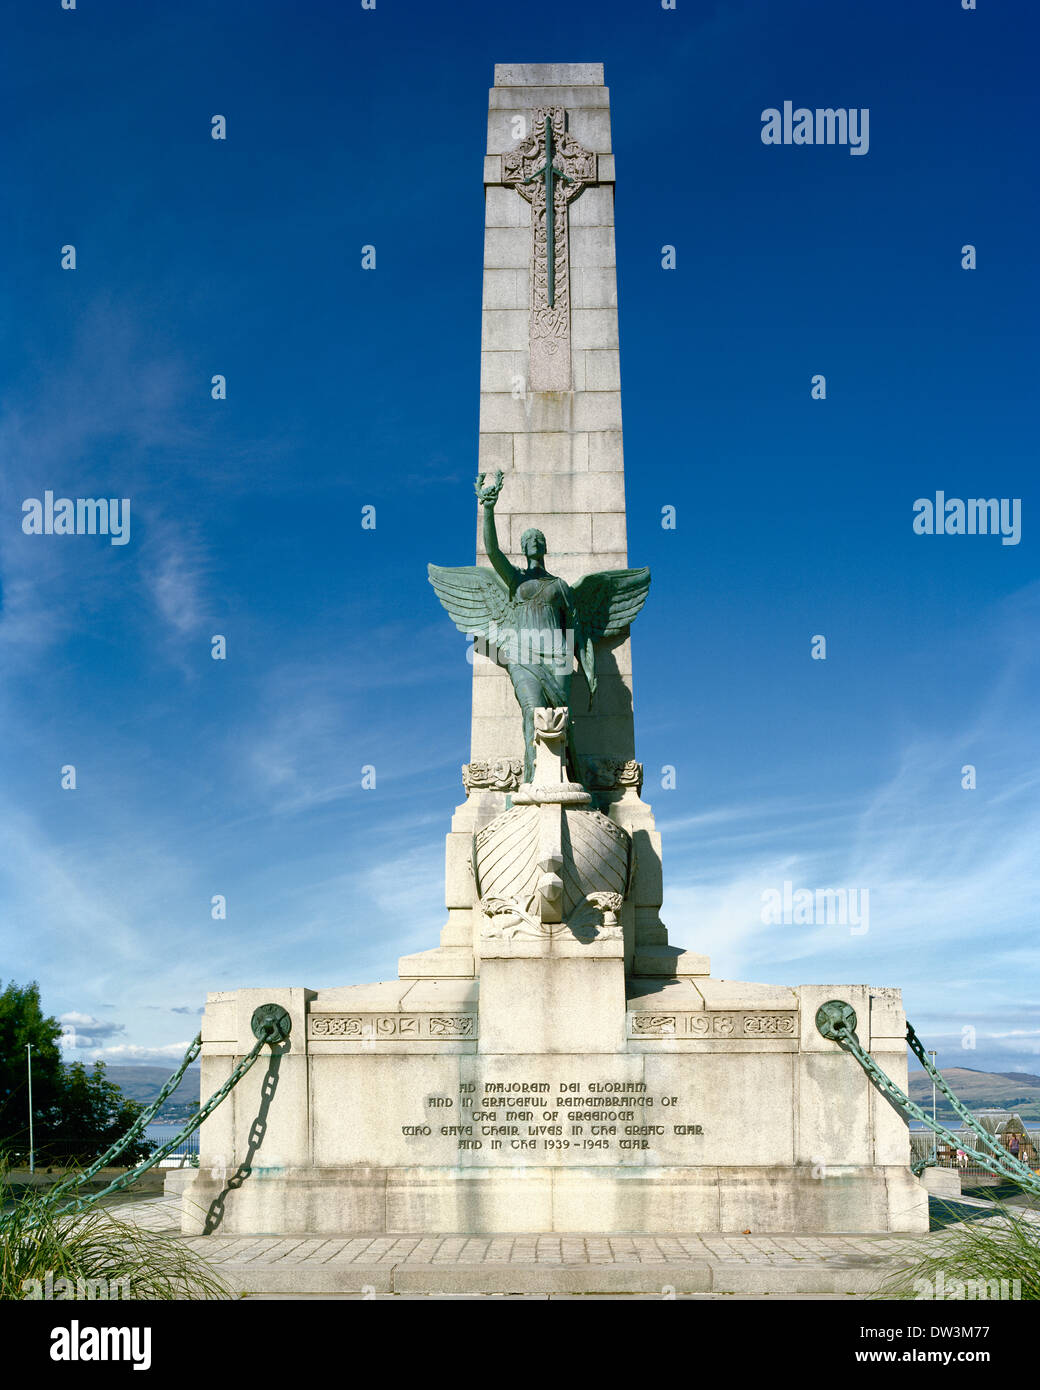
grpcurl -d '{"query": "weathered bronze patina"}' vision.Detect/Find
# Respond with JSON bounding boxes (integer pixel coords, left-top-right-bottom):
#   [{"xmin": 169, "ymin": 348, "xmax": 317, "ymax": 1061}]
[{"xmin": 429, "ymin": 471, "xmax": 650, "ymax": 782}]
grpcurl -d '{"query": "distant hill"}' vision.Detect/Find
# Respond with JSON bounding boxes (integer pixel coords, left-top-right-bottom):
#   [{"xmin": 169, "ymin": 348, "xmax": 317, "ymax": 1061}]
[
  {"xmin": 908, "ymin": 1067, "xmax": 1040, "ymax": 1120},
  {"xmin": 71, "ymin": 1064, "xmax": 202, "ymax": 1119}
]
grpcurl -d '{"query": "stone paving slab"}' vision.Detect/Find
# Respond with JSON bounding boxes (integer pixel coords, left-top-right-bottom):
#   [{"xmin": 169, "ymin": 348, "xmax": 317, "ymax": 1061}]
[
  {"xmin": 109, "ymin": 1195, "xmax": 975, "ymax": 1295},
  {"xmin": 247, "ymin": 1291, "xmax": 866, "ymax": 1300}
]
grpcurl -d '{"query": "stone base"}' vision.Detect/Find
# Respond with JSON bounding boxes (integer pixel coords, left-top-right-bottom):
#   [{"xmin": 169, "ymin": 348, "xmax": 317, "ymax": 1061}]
[
  {"xmin": 920, "ymin": 1166, "xmax": 962, "ymax": 1198},
  {"xmin": 163, "ymin": 1168, "xmax": 196, "ymax": 1198},
  {"xmin": 183, "ymin": 977, "xmax": 929, "ymax": 1238},
  {"xmin": 180, "ymin": 1164, "xmax": 926, "ymax": 1236}
]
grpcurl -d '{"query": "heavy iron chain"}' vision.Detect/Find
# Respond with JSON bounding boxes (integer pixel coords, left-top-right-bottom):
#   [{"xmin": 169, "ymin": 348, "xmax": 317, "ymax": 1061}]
[
  {"xmin": 4, "ymin": 1005, "xmax": 291, "ymax": 1229},
  {"xmin": 815, "ymin": 999, "xmax": 1040, "ymax": 1197},
  {"xmin": 44, "ymin": 1034, "xmax": 204, "ymax": 1203},
  {"xmin": 904, "ymin": 1022, "xmax": 1021, "ymax": 1173}
]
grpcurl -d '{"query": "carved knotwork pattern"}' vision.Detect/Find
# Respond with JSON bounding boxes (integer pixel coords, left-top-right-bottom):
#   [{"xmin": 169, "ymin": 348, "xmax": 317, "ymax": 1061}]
[
  {"xmin": 309, "ymin": 1015, "xmax": 363, "ymax": 1037},
  {"xmin": 631, "ymin": 1014, "xmax": 677, "ymax": 1036},
  {"xmin": 428, "ymin": 1015, "xmax": 476, "ymax": 1037},
  {"xmin": 743, "ymin": 1014, "xmax": 797, "ymax": 1036}
]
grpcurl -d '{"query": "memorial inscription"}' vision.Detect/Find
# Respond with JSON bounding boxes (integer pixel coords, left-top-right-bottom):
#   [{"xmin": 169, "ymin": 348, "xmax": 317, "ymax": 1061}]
[{"xmin": 402, "ymin": 1077, "xmax": 704, "ymax": 1155}]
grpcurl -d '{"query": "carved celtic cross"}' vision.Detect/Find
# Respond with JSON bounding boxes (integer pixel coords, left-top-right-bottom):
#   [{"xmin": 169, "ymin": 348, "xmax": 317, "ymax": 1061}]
[
  {"xmin": 503, "ymin": 107, "xmax": 596, "ymax": 391},
  {"xmin": 517, "ymin": 116, "xmax": 572, "ymax": 309}
]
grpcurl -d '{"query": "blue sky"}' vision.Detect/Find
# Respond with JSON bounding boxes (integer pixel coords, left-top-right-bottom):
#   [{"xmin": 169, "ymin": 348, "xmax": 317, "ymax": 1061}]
[{"xmin": 2, "ymin": 0, "xmax": 1037, "ymax": 1078}]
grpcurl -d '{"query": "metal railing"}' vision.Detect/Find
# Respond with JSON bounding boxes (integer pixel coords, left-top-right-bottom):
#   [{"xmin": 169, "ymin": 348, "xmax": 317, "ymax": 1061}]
[
  {"xmin": 155, "ymin": 1129, "xmax": 200, "ymax": 1168},
  {"xmin": 909, "ymin": 1131, "xmax": 1040, "ymax": 1180}
]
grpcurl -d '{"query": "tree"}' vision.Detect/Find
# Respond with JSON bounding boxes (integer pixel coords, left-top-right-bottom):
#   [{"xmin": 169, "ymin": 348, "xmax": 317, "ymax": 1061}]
[
  {"xmin": 0, "ymin": 981, "xmax": 153, "ymax": 1166},
  {"xmin": 0, "ymin": 980, "xmax": 65, "ymax": 1155},
  {"xmin": 41, "ymin": 1062, "xmax": 153, "ymax": 1166}
]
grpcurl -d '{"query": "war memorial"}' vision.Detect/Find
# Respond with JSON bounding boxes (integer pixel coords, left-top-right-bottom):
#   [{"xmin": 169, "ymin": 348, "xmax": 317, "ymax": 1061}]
[{"xmin": 180, "ymin": 64, "xmax": 929, "ymax": 1242}]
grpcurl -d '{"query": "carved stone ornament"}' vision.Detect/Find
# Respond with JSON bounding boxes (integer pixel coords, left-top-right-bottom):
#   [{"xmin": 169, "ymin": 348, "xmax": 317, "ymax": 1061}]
[
  {"xmin": 503, "ymin": 107, "xmax": 597, "ymax": 391},
  {"xmin": 464, "ymin": 756, "xmax": 645, "ymax": 797},
  {"xmin": 513, "ymin": 707, "xmax": 590, "ymax": 806},
  {"xmin": 626, "ymin": 1011, "xmax": 798, "ymax": 1040},
  {"xmin": 583, "ymin": 758, "xmax": 644, "ymax": 795},
  {"xmin": 308, "ymin": 1013, "xmax": 478, "ymax": 1041},
  {"xmin": 480, "ymin": 890, "xmax": 623, "ymax": 942},
  {"xmin": 473, "ymin": 708, "xmax": 630, "ymax": 942},
  {"xmin": 463, "ymin": 758, "xmax": 524, "ymax": 792}
]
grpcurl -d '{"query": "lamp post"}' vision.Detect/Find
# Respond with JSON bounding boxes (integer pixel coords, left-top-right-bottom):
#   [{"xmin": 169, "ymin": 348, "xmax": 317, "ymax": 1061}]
[
  {"xmin": 26, "ymin": 1043, "xmax": 34, "ymax": 1175},
  {"xmin": 928, "ymin": 1049, "xmax": 938, "ymax": 1163}
]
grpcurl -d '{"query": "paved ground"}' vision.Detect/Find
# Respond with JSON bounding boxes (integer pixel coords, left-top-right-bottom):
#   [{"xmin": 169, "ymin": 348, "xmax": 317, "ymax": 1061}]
[{"xmin": 104, "ymin": 1193, "xmax": 1031, "ymax": 1297}]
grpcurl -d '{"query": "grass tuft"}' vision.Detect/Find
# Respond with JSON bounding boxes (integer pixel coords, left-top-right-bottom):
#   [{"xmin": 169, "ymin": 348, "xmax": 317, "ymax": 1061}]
[
  {"xmin": 0, "ymin": 1170, "xmax": 231, "ymax": 1301},
  {"xmin": 877, "ymin": 1198, "xmax": 1040, "ymax": 1301}
]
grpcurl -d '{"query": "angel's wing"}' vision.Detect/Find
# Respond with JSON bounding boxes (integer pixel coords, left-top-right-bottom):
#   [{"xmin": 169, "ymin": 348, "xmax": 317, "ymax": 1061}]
[
  {"xmin": 572, "ymin": 567, "xmax": 651, "ymax": 639},
  {"xmin": 570, "ymin": 567, "xmax": 651, "ymax": 703},
  {"xmin": 427, "ymin": 564, "xmax": 511, "ymax": 639}
]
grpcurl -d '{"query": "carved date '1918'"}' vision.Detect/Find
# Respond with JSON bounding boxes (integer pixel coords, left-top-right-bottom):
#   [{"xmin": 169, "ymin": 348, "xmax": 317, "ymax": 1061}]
[{"xmin": 629, "ymin": 1012, "xmax": 797, "ymax": 1039}]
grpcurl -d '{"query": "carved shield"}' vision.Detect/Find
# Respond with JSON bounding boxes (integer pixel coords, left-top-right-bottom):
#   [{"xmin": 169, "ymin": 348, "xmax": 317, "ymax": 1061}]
[{"xmin": 473, "ymin": 804, "xmax": 631, "ymax": 920}]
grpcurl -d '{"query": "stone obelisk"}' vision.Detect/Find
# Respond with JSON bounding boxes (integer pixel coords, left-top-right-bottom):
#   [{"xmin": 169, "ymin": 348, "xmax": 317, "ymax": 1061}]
[
  {"xmin": 472, "ymin": 64, "xmax": 631, "ymax": 769},
  {"xmin": 399, "ymin": 64, "xmax": 687, "ymax": 984}
]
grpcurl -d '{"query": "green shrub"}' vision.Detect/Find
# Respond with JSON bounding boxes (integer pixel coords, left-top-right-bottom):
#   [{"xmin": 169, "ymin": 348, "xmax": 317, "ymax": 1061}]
[
  {"xmin": 1, "ymin": 1174, "xmax": 231, "ymax": 1301},
  {"xmin": 877, "ymin": 1199, "xmax": 1040, "ymax": 1301}
]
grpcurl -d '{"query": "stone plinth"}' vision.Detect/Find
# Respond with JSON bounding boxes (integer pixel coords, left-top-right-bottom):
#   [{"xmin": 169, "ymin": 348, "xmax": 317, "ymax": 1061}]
[{"xmin": 180, "ymin": 979, "xmax": 929, "ymax": 1236}]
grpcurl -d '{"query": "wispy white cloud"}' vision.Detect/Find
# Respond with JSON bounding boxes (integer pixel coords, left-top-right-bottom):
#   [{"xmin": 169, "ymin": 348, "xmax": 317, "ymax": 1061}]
[
  {"xmin": 355, "ymin": 841, "xmax": 445, "ymax": 973},
  {"xmin": 59, "ymin": 1011, "xmax": 127, "ymax": 1049},
  {"xmin": 69, "ymin": 1041, "xmax": 195, "ymax": 1066},
  {"xmin": 228, "ymin": 638, "xmax": 467, "ymax": 818},
  {"xmin": 0, "ymin": 297, "xmax": 207, "ymax": 676},
  {"xmin": 0, "ymin": 805, "xmax": 148, "ymax": 976},
  {"xmin": 142, "ymin": 524, "xmax": 210, "ymax": 637}
]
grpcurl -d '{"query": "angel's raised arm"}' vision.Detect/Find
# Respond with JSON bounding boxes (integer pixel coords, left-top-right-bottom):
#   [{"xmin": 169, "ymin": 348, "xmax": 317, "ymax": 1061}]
[{"xmin": 475, "ymin": 471, "xmax": 519, "ymax": 596}]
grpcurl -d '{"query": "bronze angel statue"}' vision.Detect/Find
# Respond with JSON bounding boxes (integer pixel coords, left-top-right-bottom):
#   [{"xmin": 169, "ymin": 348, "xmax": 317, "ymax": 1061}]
[{"xmin": 428, "ymin": 471, "xmax": 650, "ymax": 783}]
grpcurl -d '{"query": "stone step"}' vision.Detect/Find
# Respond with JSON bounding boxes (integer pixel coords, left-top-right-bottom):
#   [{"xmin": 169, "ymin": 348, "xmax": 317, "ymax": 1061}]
[
  {"xmin": 214, "ymin": 1255, "xmax": 898, "ymax": 1297},
  {"xmin": 124, "ymin": 1198, "xmax": 930, "ymax": 1298}
]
